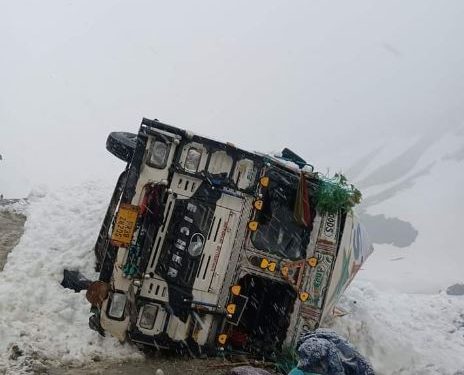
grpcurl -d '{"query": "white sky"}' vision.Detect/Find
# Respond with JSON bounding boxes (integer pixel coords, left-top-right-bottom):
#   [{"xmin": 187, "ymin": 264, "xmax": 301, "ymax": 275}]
[{"xmin": 1, "ymin": 0, "xmax": 464, "ymax": 197}]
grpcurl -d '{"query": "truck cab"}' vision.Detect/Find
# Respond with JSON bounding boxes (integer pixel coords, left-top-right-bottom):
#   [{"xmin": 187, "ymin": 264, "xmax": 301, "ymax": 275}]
[{"xmin": 89, "ymin": 118, "xmax": 373, "ymax": 357}]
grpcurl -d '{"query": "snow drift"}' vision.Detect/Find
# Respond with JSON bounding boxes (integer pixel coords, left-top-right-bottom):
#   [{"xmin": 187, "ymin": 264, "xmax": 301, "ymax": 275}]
[
  {"xmin": 330, "ymin": 280, "xmax": 464, "ymax": 374},
  {"xmin": 0, "ymin": 182, "xmax": 140, "ymax": 373}
]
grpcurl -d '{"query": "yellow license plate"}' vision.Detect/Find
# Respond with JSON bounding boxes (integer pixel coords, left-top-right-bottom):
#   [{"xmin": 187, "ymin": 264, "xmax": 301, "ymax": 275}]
[{"xmin": 111, "ymin": 203, "xmax": 139, "ymax": 247}]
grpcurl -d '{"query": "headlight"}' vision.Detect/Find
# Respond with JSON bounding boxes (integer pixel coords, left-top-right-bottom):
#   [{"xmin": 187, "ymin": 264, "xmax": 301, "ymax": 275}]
[
  {"xmin": 139, "ymin": 304, "xmax": 159, "ymax": 330},
  {"xmin": 148, "ymin": 140, "xmax": 169, "ymax": 168},
  {"xmin": 108, "ymin": 292, "xmax": 127, "ymax": 320},
  {"xmin": 185, "ymin": 147, "xmax": 202, "ymax": 172}
]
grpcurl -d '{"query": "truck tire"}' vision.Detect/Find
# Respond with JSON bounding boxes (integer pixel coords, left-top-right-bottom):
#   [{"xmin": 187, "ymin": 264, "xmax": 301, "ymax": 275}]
[{"xmin": 106, "ymin": 132, "xmax": 137, "ymax": 162}]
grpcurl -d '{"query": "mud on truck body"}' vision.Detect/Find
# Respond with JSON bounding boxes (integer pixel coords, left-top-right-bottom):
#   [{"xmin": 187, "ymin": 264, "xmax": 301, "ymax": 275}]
[{"xmin": 89, "ymin": 118, "xmax": 373, "ymax": 357}]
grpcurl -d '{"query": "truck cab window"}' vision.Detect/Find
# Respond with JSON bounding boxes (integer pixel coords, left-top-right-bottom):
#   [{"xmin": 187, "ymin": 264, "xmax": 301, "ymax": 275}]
[
  {"xmin": 251, "ymin": 170, "xmax": 310, "ymax": 260},
  {"xmin": 185, "ymin": 147, "xmax": 202, "ymax": 172},
  {"xmin": 147, "ymin": 140, "xmax": 169, "ymax": 168}
]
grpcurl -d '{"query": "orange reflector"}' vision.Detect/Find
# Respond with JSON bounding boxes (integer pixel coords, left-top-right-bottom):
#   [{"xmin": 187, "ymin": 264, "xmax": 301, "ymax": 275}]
[
  {"xmin": 307, "ymin": 257, "xmax": 318, "ymax": 267},
  {"xmin": 248, "ymin": 221, "xmax": 259, "ymax": 232},
  {"xmin": 268, "ymin": 262, "xmax": 276, "ymax": 272},
  {"xmin": 281, "ymin": 266, "xmax": 289, "ymax": 277},
  {"xmin": 253, "ymin": 199, "xmax": 264, "ymax": 211},
  {"xmin": 259, "ymin": 176, "xmax": 270, "ymax": 187},
  {"xmin": 299, "ymin": 292, "xmax": 309, "ymax": 302},
  {"xmin": 231, "ymin": 285, "xmax": 241, "ymax": 296},
  {"xmin": 226, "ymin": 304, "xmax": 236, "ymax": 315},
  {"xmin": 260, "ymin": 258, "xmax": 269, "ymax": 269},
  {"xmin": 218, "ymin": 333, "xmax": 228, "ymax": 345}
]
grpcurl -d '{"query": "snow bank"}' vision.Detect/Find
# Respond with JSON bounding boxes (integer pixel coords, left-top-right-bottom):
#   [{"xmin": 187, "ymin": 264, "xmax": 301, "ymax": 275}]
[
  {"xmin": 0, "ymin": 199, "xmax": 28, "ymax": 216},
  {"xmin": 331, "ymin": 280, "xmax": 464, "ymax": 375},
  {"xmin": 0, "ymin": 181, "xmax": 140, "ymax": 373}
]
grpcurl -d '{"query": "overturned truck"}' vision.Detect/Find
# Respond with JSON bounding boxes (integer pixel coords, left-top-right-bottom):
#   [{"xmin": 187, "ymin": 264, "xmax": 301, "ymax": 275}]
[{"xmin": 88, "ymin": 118, "xmax": 373, "ymax": 356}]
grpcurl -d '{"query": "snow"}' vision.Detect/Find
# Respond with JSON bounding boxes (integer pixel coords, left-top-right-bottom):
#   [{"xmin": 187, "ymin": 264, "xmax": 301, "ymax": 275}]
[
  {"xmin": 0, "ymin": 198, "xmax": 28, "ymax": 216},
  {"xmin": 0, "ymin": 181, "xmax": 140, "ymax": 374},
  {"xmin": 331, "ymin": 280, "xmax": 464, "ymax": 375},
  {"xmin": 357, "ymin": 129, "xmax": 464, "ymax": 293}
]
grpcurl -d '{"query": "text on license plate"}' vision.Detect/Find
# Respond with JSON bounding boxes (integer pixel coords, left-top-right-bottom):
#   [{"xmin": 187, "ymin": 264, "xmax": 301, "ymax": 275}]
[{"xmin": 111, "ymin": 203, "xmax": 139, "ymax": 247}]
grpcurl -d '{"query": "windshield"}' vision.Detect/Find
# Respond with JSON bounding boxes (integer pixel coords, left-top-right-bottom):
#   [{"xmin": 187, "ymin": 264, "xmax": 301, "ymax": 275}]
[{"xmin": 251, "ymin": 169, "xmax": 311, "ymax": 260}]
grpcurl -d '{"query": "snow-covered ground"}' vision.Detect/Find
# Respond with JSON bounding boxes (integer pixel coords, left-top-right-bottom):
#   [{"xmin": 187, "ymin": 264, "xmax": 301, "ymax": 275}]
[
  {"xmin": 331, "ymin": 281, "xmax": 464, "ymax": 374},
  {"xmin": 0, "ymin": 183, "xmax": 140, "ymax": 374},
  {"xmin": 1, "ymin": 126, "xmax": 464, "ymax": 374},
  {"xmin": 350, "ymin": 126, "xmax": 464, "ymax": 293}
]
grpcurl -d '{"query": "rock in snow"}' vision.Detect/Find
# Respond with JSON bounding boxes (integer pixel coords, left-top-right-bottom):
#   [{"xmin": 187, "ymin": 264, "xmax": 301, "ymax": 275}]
[{"xmin": 446, "ymin": 283, "xmax": 464, "ymax": 296}]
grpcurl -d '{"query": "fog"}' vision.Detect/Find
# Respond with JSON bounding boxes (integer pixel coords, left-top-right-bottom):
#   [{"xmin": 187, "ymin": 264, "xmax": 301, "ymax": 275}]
[
  {"xmin": 1, "ymin": 1, "xmax": 464, "ymax": 292},
  {"xmin": 1, "ymin": 0, "xmax": 463, "ymax": 197}
]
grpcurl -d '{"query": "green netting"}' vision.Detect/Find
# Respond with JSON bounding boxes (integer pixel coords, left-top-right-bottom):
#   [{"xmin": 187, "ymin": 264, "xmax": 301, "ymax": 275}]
[{"xmin": 314, "ymin": 173, "xmax": 362, "ymax": 214}]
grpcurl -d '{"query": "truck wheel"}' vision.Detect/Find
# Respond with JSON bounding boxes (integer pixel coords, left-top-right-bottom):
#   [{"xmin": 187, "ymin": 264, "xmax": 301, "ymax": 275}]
[{"xmin": 106, "ymin": 132, "xmax": 137, "ymax": 162}]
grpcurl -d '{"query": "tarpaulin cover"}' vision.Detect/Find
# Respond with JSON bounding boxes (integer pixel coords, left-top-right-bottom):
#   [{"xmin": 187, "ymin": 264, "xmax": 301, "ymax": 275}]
[{"xmin": 294, "ymin": 329, "xmax": 375, "ymax": 375}]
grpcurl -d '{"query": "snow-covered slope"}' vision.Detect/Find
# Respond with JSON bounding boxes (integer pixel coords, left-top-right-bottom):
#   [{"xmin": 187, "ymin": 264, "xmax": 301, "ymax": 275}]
[
  {"xmin": 0, "ymin": 182, "xmax": 140, "ymax": 373},
  {"xmin": 331, "ymin": 280, "xmax": 464, "ymax": 374},
  {"xmin": 343, "ymin": 125, "xmax": 464, "ymax": 293}
]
